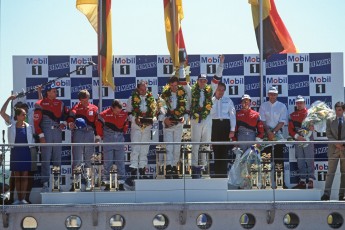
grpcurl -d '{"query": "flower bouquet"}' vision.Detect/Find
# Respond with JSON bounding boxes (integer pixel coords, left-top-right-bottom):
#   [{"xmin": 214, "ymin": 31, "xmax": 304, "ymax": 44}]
[{"xmin": 302, "ymin": 100, "xmax": 334, "ymax": 133}]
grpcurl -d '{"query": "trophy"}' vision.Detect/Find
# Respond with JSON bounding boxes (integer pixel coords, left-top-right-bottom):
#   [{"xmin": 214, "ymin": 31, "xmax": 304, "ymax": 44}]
[
  {"xmin": 155, "ymin": 145, "xmax": 166, "ymax": 179},
  {"xmin": 51, "ymin": 166, "xmax": 60, "ymax": 192},
  {"xmin": 250, "ymin": 164, "xmax": 259, "ymax": 189},
  {"xmin": 261, "ymin": 152, "xmax": 272, "ymax": 189},
  {"xmin": 91, "ymin": 153, "xmax": 103, "ymax": 191},
  {"xmin": 109, "ymin": 164, "xmax": 118, "ymax": 191},
  {"xmin": 179, "ymin": 48, "xmax": 187, "ymax": 62},
  {"xmin": 72, "ymin": 165, "xmax": 83, "ymax": 191},
  {"xmin": 84, "ymin": 167, "xmax": 93, "ymax": 191},
  {"xmin": 275, "ymin": 163, "xmax": 284, "ymax": 189}
]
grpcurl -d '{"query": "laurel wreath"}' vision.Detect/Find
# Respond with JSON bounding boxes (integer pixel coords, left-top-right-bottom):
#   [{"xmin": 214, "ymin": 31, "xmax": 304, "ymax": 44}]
[
  {"xmin": 191, "ymin": 84, "xmax": 213, "ymax": 121},
  {"xmin": 161, "ymin": 84, "xmax": 187, "ymax": 119},
  {"xmin": 131, "ymin": 90, "xmax": 156, "ymax": 118}
]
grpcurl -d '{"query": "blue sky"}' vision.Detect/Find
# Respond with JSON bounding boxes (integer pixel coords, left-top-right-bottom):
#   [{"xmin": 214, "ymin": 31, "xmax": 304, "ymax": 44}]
[{"xmin": 0, "ymin": 0, "xmax": 344, "ymax": 134}]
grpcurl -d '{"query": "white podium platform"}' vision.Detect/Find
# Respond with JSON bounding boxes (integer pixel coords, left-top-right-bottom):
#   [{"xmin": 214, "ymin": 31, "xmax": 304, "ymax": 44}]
[{"xmin": 41, "ymin": 178, "xmax": 322, "ymax": 204}]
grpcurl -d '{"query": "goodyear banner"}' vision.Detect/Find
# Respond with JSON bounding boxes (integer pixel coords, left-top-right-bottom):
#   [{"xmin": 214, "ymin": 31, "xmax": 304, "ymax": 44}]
[{"xmin": 13, "ymin": 53, "xmax": 344, "ymax": 191}]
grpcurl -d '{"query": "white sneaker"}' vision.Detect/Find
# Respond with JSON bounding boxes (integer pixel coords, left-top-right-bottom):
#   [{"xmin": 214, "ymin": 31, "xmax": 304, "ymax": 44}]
[{"xmin": 20, "ymin": 200, "xmax": 28, "ymax": 204}]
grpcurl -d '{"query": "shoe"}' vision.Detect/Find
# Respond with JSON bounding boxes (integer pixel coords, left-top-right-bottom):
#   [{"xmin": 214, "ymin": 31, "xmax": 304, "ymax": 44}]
[
  {"xmin": 118, "ymin": 184, "xmax": 125, "ymax": 191},
  {"xmin": 124, "ymin": 178, "xmax": 134, "ymax": 191},
  {"xmin": 172, "ymin": 166, "xmax": 179, "ymax": 179},
  {"xmin": 20, "ymin": 200, "xmax": 28, "ymax": 204},
  {"xmin": 191, "ymin": 166, "xmax": 202, "ymax": 179},
  {"xmin": 41, "ymin": 182, "xmax": 49, "ymax": 193},
  {"xmin": 104, "ymin": 184, "xmax": 110, "ymax": 191},
  {"xmin": 165, "ymin": 165, "xmax": 172, "ymax": 179},
  {"xmin": 339, "ymin": 196, "xmax": 345, "ymax": 201},
  {"xmin": 139, "ymin": 168, "xmax": 149, "ymax": 179},
  {"xmin": 321, "ymin": 194, "xmax": 330, "ymax": 201},
  {"xmin": 307, "ymin": 180, "xmax": 314, "ymax": 189},
  {"xmin": 12, "ymin": 200, "xmax": 21, "ymax": 205},
  {"xmin": 69, "ymin": 184, "xmax": 75, "ymax": 192},
  {"xmin": 292, "ymin": 181, "xmax": 306, "ymax": 189}
]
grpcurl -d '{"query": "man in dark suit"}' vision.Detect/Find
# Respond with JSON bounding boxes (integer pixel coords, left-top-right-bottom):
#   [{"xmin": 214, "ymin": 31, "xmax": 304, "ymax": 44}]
[{"xmin": 321, "ymin": 101, "xmax": 345, "ymax": 201}]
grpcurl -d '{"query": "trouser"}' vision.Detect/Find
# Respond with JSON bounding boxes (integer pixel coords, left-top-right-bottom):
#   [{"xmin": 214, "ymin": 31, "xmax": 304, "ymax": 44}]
[
  {"xmin": 163, "ymin": 122, "xmax": 183, "ymax": 166},
  {"xmin": 237, "ymin": 130, "xmax": 256, "ymax": 152},
  {"xmin": 41, "ymin": 127, "xmax": 62, "ymax": 183},
  {"xmin": 103, "ymin": 131, "xmax": 126, "ymax": 181},
  {"xmin": 191, "ymin": 116, "xmax": 212, "ymax": 166},
  {"xmin": 211, "ymin": 119, "xmax": 230, "ymax": 178},
  {"xmin": 72, "ymin": 128, "xmax": 95, "ymax": 168},
  {"xmin": 324, "ymin": 150, "xmax": 345, "ymax": 197},
  {"xmin": 130, "ymin": 123, "xmax": 152, "ymax": 169},
  {"xmin": 295, "ymin": 143, "xmax": 315, "ymax": 180}
]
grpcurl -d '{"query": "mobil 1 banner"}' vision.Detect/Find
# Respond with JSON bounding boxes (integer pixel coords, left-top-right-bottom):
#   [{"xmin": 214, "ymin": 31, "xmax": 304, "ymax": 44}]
[{"xmin": 12, "ymin": 53, "xmax": 343, "ymax": 189}]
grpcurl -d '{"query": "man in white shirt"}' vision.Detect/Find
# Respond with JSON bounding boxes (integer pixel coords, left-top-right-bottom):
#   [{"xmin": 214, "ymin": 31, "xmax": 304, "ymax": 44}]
[
  {"xmin": 259, "ymin": 86, "xmax": 288, "ymax": 187},
  {"xmin": 189, "ymin": 56, "xmax": 223, "ymax": 178},
  {"xmin": 211, "ymin": 82, "xmax": 236, "ymax": 178}
]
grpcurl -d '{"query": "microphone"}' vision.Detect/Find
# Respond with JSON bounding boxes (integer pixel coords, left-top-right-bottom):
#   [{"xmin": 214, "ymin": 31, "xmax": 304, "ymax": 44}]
[
  {"xmin": 88, "ymin": 61, "xmax": 97, "ymax": 66},
  {"xmin": 2, "ymin": 130, "xmax": 5, "ymax": 144}
]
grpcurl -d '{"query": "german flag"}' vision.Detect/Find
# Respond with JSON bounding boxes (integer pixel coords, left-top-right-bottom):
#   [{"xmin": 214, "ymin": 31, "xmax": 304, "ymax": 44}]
[
  {"xmin": 76, "ymin": 0, "xmax": 114, "ymax": 90},
  {"xmin": 163, "ymin": 0, "xmax": 186, "ymax": 68},
  {"xmin": 249, "ymin": 0, "xmax": 297, "ymax": 59}
]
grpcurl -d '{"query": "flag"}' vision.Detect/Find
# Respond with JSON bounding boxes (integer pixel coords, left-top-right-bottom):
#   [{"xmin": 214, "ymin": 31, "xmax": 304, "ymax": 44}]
[
  {"xmin": 164, "ymin": 0, "xmax": 186, "ymax": 68},
  {"xmin": 76, "ymin": 0, "xmax": 114, "ymax": 90},
  {"xmin": 249, "ymin": 0, "xmax": 297, "ymax": 59}
]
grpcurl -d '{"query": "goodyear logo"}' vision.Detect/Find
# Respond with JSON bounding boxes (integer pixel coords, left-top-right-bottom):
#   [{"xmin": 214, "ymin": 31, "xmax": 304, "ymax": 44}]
[
  {"xmin": 288, "ymin": 81, "xmax": 309, "ymax": 90},
  {"xmin": 245, "ymin": 82, "xmax": 260, "ymax": 91},
  {"xmin": 49, "ymin": 62, "xmax": 69, "ymax": 71},
  {"xmin": 189, "ymin": 61, "xmax": 200, "ymax": 68}
]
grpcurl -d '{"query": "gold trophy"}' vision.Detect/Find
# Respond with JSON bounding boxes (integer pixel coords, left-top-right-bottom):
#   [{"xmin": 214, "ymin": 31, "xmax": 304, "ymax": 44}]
[
  {"xmin": 250, "ymin": 164, "xmax": 259, "ymax": 189},
  {"xmin": 275, "ymin": 163, "xmax": 284, "ymax": 189},
  {"xmin": 72, "ymin": 165, "xmax": 83, "ymax": 191},
  {"xmin": 261, "ymin": 152, "xmax": 272, "ymax": 189},
  {"xmin": 109, "ymin": 164, "xmax": 118, "ymax": 191},
  {"xmin": 51, "ymin": 166, "xmax": 60, "ymax": 192},
  {"xmin": 91, "ymin": 153, "xmax": 102, "ymax": 191}
]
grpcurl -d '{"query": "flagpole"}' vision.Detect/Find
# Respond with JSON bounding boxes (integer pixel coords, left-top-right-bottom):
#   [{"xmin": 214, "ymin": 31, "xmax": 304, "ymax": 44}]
[
  {"xmin": 259, "ymin": 0, "xmax": 264, "ymax": 106},
  {"xmin": 170, "ymin": 0, "xmax": 176, "ymax": 69},
  {"xmin": 98, "ymin": 0, "xmax": 103, "ymax": 112}
]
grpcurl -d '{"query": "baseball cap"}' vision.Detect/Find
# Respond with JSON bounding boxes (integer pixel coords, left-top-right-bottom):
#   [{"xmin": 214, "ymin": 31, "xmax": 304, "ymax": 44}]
[
  {"xmin": 268, "ymin": 86, "xmax": 278, "ymax": 94},
  {"xmin": 241, "ymin": 94, "xmax": 251, "ymax": 101},
  {"xmin": 198, "ymin": 74, "xmax": 207, "ymax": 80},
  {"xmin": 295, "ymin": 95, "xmax": 305, "ymax": 102},
  {"xmin": 45, "ymin": 83, "xmax": 59, "ymax": 91}
]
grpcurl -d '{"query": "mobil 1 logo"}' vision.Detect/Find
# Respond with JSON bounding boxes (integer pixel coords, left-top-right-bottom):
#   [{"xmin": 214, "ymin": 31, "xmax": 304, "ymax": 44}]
[
  {"xmin": 207, "ymin": 63, "xmax": 216, "ymax": 74},
  {"xmin": 120, "ymin": 65, "xmax": 130, "ymax": 75},
  {"xmin": 163, "ymin": 64, "xmax": 173, "ymax": 75},
  {"xmin": 76, "ymin": 65, "xmax": 86, "ymax": 75},
  {"xmin": 32, "ymin": 65, "xmax": 42, "ymax": 75}
]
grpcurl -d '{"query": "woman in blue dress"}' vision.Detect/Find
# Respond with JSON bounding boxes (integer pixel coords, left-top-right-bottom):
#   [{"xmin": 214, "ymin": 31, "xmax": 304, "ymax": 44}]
[{"xmin": 7, "ymin": 108, "xmax": 35, "ymax": 204}]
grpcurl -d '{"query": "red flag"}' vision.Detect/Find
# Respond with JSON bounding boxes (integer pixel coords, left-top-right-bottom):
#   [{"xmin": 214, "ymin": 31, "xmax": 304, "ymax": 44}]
[
  {"xmin": 249, "ymin": 0, "xmax": 297, "ymax": 59},
  {"xmin": 76, "ymin": 0, "xmax": 114, "ymax": 90},
  {"xmin": 164, "ymin": 0, "xmax": 186, "ymax": 68}
]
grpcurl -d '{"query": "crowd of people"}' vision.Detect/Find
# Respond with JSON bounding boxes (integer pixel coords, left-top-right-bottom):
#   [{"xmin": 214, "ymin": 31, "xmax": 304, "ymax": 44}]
[{"xmin": 1, "ymin": 55, "xmax": 343, "ymax": 204}]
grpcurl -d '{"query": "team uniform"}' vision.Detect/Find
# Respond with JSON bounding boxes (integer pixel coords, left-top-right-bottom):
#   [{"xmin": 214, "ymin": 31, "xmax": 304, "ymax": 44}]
[
  {"xmin": 98, "ymin": 108, "xmax": 128, "ymax": 182},
  {"xmin": 68, "ymin": 102, "xmax": 101, "ymax": 168},
  {"xmin": 288, "ymin": 107, "xmax": 315, "ymax": 184},
  {"xmin": 235, "ymin": 108, "xmax": 265, "ymax": 151},
  {"xmin": 34, "ymin": 98, "xmax": 66, "ymax": 184}
]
